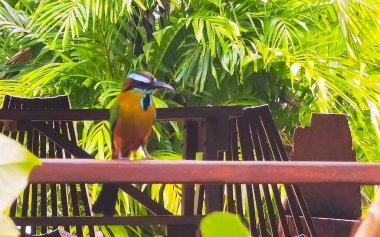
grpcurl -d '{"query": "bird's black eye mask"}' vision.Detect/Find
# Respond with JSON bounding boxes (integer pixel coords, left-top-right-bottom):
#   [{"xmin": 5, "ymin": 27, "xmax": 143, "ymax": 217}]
[{"xmin": 123, "ymin": 73, "xmax": 155, "ymax": 92}]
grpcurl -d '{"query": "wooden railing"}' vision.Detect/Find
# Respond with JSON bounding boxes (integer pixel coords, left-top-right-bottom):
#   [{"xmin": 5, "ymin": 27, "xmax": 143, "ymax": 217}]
[
  {"xmin": 0, "ymin": 106, "xmax": 244, "ymax": 121},
  {"xmin": 29, "ymin": 160, "xmax": 380, "ymax": 185}
]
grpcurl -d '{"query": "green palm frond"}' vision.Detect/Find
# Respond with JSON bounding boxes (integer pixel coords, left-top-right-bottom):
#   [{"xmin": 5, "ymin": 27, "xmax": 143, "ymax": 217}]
[
  {"xmin": 0, "ymin": 0, "xmax": 29, "ymax": 32},
  {"xmin": 27, "ymin": 0, "xmax": 147, "ymax": 48},
  {"xmin": 28, "ymin": 0, "xmax": 90, "ymax": 48},
  {"xmin": 0, "ymin": 62, "xmax": 78, "ymax": 98}
]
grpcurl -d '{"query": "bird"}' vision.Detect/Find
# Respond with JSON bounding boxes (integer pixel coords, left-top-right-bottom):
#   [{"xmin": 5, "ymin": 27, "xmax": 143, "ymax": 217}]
[{"xmin": 92, "ymin": 71, "xmax": 174, "ymax": 216}]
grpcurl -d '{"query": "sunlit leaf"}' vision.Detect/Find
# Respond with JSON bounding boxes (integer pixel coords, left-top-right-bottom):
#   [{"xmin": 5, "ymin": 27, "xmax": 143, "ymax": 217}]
[
  {"xmin": 200, "ymin": 212, "xmax": 250, "ymax": 237},
  {"xmin": 0, "ymin": 134, "xmax": 41, "ymax": 237}
]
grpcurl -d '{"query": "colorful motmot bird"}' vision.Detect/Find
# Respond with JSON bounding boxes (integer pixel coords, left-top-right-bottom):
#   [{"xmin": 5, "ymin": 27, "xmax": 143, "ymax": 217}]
[{"xmin": 92, "ymin": 71, "xmax": 174, "ymax": 216}]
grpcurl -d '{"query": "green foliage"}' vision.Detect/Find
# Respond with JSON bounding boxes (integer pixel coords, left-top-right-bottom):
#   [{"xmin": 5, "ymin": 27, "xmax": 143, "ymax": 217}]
[
  {"xmin": 0, "ymin": 0, "xmax": 380, "ymax": 235},
  {"xmin": 200, "ymin": 212, "xmax": 250, "ymax": 237},
  {"xmin": 0, "ymin": 134, "xmax": 41, "ymax": 236}
]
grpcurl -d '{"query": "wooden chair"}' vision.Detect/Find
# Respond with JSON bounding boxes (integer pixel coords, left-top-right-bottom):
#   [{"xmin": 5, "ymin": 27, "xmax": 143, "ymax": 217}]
[
  {"xmin": 2, "ymin": 96, "xmax": 319, "ymax": 237},
  {"xmin": 1, "ymin": 94, "xmax": 198, "ymax": 237},
  {"xmin": 182, "ymin": 105, "xmax": 318, "ymax": 237},
  {"xmin": 284, "ymin": 113, "xmax": 361, "ymax": 236},
  {"xmin": 235, "ymin": 106, "xmax": 317, "ymax": 237},
  {"xmin": 1, "ymin": 94, "xmax": 95, "ymax": 237}
]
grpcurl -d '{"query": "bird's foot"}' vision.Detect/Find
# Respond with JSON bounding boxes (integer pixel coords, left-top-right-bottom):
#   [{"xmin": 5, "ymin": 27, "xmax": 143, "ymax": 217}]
[
  {"xmin": 140, "ymin": 146, "xmax": 154, "ymax": 160},
  {"xmin": 114, "ymin": 155, "xmax": 130, "ymax": 160},
  {"xmin": 141, "ymin": 154, "xmax": 154, "ymax": 160},
  {"xmin": 119, "ymin": 157, "xmax": 130, "ymax": 160}
]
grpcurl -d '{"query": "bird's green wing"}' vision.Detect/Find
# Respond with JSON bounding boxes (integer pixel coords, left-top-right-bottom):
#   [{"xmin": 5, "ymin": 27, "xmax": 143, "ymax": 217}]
[{"xmin": 109, "ymin": 102, "xmax": 119, "ymax": 149}]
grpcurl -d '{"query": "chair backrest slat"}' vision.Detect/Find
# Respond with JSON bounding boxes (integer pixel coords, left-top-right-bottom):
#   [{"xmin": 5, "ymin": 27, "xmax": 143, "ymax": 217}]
[
  {"xmin": 272, "ymin": 183, "xmax": 291, "ymax": 236},
  {"xmin": 30, "ymin": 130, "xmax": 40, "ymax": 235},
  {"xmin": 253, "ymin": 107, "xmax": 306, "ymax": 235},
  {"xmin": 261, "ymin": 107, "xmax": 318, "ymax": 236},
  {"xmin": 1, "ymin": 95, "xmax": 95, "ymax": 236},
  {"xmin": 236, "ymin": 115, "xmax": 269, "ymax": 237},
  {"xmin": 245, "ymin": 185, "xmax": 258, "ymax": 236},
  {"xmin": 39, "ymin": 133, "xmax": 48, "ymax": 234},
  {"xmin": 21, "ymin": 130, "xmax": 33, "ymax": 234},
  {"xmin": 250, "ymin": 113, "xmax": 280, "ymax": 236},
  {"xmin": 47, "ymin": 122, "xmax": 59, "ymax": 231},
  {"xmin": 60, "ymin": 120, "xmax": 82, "ymax": 235},
  {"xmin": 251, "ymin": 110, "xmax": 291, "ymax": 236},
  {"xmin": 229, "ymin": 122, "xmax": 244, "ymax": 219},
  {"xmin": 219, "ymin": 106, "xmax": 319, "ymax": 237},
  {"xmin": 9, "ymin": 130, "xmax": 21, "ymax": 218},
  {"xmin": 225, "ymin": 120, "xmax": 235, "ymax": 214},
  {"xmin": 196, "ymin": 185, "xmax": 205, "ymax": 215}
]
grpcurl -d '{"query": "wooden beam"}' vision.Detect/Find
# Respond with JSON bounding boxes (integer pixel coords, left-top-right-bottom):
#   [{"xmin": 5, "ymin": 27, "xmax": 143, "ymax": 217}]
[
  {"xmin": 12, "ymin": 216, "xmax": 203, "ymax": 226},
  {"xmin": 32, "ymin": 123, "xmax": 92, "ymax": 159},
  {"xmin": 0, "ymin": 106, "xmax": 244, "ymax": 121},
  {"xmin": 29, "ymin": 160, "xmax": 380, "ymax": 185},
  {"xmin": 0, "ymin": 109, "xmax": 108, "ymax": 121}
]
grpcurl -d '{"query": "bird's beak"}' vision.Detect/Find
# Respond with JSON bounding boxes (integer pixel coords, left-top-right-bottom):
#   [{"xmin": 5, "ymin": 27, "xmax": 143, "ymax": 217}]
[{"xmin": 151, "ymin": 80, "xmax": 174, "ymax": 90}]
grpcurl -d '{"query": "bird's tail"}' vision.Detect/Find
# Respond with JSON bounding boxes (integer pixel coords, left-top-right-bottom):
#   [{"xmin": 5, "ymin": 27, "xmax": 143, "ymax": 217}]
[{"xmin": 92, "ymin": 183, "xmax": 119, "ymax": 216}]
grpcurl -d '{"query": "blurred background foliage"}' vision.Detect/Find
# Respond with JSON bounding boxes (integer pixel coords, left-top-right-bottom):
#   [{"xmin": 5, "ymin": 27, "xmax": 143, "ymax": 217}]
[{"xmin": 1, "ymin": 0, "xmax": 380, "ymax": 235}]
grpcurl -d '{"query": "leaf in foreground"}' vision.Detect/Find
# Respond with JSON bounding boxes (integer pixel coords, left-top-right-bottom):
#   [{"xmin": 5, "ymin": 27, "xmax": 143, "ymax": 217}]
[
  {"xmin": 200, "ymin": 212, "xmax": 250, "ymax": 237},
  {"xmin": 0, "ymin": 133, "xmax": 41, "ymax": 237}
]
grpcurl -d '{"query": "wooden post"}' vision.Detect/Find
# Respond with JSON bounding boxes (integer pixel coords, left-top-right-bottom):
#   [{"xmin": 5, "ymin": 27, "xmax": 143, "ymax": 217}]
[
  {"xmin": 168, "ymin": 121, "xmax": 200, "ymax": 237},
  {"xmin": 203, "ymin": 117, "xmax": 229, "ymax": 212},
  {"xmin": 182, "ymin": 121, "xmax": 198, "ymax": 215}
]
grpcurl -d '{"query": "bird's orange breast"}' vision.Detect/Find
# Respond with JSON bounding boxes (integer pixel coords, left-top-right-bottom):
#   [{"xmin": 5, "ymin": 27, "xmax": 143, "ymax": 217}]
[{"xmin": 113, "ymin": 90, "xmax": 155, "ymax": 157}]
